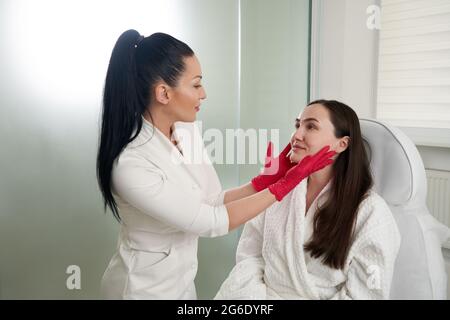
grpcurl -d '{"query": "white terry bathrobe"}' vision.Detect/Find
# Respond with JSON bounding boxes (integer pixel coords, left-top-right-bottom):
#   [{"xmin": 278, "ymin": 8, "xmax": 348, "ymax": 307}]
[
  {"xmin": 215, "ymin": 179, "xmax": 401, "ymax": 300},
  {"xmin": 101, "ymin": 117, "xmax": 229, "ymax": 300}
]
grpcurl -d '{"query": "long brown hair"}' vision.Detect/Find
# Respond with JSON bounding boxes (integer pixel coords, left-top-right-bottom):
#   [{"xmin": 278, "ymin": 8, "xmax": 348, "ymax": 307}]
[{"xmin": 303, "ymin": 99, "xmax": 373, "ymax": 269}]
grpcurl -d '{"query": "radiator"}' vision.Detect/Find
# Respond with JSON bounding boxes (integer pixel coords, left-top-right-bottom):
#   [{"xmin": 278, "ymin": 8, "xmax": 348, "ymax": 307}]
[{"xmin": 426, "ymin": 169, "xmax": 450, "ymax": 248}]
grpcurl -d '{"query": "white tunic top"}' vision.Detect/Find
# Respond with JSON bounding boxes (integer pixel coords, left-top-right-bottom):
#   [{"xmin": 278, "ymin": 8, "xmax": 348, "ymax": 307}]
[
  {"xmin": 215, "ymin": 179, "xmax": 401, "ymax": 300},
  {"xmin": 101, "ymin": 118, "xmax": 229, "ymax": 300}
]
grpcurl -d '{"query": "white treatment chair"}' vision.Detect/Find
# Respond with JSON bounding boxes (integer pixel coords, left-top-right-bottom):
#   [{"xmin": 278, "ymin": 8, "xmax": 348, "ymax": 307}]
[{"xmin": 360, "ymin": 119, "xmax": 450, "ymax": 299}]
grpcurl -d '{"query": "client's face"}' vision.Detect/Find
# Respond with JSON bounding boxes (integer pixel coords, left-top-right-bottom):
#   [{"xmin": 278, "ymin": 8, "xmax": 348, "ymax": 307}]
[{"xmin": 289, "ymin": 103, "xmax": 342, "ymax": 164}]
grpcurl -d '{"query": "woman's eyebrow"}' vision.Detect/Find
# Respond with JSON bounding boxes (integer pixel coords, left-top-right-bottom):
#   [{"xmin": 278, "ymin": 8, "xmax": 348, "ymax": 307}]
[{"xmin": 296, "ymin": 117, "xmax": 319, "ymax": 124}]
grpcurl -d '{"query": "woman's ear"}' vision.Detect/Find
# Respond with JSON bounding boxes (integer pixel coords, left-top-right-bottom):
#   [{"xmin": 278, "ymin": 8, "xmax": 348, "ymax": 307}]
[
  {"xmin": 336, "ymin": 136, "xmax": 350, "ymax": 153},
  {"xmin": 154, "ymin": 83, "xmax": 170, "ymax": 105}
]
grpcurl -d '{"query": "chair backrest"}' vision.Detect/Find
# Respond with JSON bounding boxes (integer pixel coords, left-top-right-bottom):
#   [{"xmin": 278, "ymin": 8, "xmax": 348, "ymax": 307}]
[{"xmin": 360, "ymin": 119, "xmax": 450, "ymax": 299}]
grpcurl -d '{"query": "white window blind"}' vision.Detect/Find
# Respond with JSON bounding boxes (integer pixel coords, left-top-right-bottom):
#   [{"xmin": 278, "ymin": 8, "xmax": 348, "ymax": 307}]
[{"xmin": 376, "ymin": 0, "xmax": 450, "ymax": 129}]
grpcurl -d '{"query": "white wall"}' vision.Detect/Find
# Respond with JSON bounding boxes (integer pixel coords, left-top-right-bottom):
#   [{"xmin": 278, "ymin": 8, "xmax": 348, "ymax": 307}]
[
  {"xmin": 311, "ymin": 0, "xmax": 450, "ymax": 299},
  {"xmin": 310, "ymin": 0, "xmax": 379, "ymax": 118}
]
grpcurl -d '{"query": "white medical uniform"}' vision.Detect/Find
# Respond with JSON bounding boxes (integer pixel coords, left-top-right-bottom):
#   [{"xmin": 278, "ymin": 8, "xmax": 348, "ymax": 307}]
[{"xmin": 101, "ymin": 117, "xmax": 229, "ymax": 299}]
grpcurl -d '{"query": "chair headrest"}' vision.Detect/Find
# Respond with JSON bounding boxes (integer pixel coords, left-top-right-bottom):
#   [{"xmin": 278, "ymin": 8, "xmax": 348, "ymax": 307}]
[{"xmin": 359, "ymin": 119, "xmax": 427, "ymax": 208}]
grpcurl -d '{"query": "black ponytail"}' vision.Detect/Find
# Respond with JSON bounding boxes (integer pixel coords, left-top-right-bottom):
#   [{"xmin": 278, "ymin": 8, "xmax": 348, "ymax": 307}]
[{"xmin": 97, "ymin": 30, "xmax": 194, "ymax": 221}]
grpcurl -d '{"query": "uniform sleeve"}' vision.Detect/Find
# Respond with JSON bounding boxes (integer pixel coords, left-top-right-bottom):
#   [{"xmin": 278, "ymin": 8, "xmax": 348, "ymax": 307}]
[
  {"xmin": 204, "ymin": 191, "xmax": 226, "ymax": 206},
  {"xmin": 111, "ymin": 155, "xmax": 229, "ymax": 238},
  {"xmin": 214, "ymin": 213, "xmax": 267, "ymax": 300},
  {"xmin": 331, "ymin": 208, "xmax": 401, "ymax": 300}
]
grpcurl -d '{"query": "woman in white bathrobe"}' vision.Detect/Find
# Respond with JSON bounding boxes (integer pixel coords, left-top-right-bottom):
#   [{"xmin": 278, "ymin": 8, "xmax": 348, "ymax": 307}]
[
  {"xmin": 215, "ymin": 100, "xmax": 401, "ymax": 300},
  {"xmin": 96, "ymin": 30, "xmax": 336, "ymax": 299}
]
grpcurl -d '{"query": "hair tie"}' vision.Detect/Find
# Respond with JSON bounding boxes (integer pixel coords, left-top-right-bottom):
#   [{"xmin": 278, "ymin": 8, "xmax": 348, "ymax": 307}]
[{"xmin": 134, "ymin": 35, "xmax": 144, "ymax": 48}]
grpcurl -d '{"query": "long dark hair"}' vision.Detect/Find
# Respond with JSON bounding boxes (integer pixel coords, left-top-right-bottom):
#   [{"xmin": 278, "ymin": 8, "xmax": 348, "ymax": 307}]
[
  {"xmin": 97, "ymin": 30, "xmax": 194, "ymax": 221},
  {"xmin": 304, "ymin": 99, "xmax": 373, "ymax": 269}
]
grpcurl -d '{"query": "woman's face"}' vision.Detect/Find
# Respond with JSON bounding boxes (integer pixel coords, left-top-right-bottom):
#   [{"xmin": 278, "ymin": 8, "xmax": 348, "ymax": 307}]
[
  {"xmin": 289, "ymin": 103, "xmax": 347, "ymax": 163},
  {"xmin": 167, "ymin": 55, "xmax": 206, "ymax": 122}
]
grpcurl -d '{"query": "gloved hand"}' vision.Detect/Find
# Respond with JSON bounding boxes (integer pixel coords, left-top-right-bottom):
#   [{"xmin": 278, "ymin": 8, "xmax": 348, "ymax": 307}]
[
  {"xmin": 268, "ymin": 146, "xmax": 336, "ymax": 201},
  {"xmin": 251, "ymin": 142, "xmax": 295, "ymax": 192}
]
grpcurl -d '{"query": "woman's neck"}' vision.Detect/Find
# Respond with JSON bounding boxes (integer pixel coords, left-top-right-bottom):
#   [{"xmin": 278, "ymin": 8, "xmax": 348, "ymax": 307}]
[
  {"xmin": 144, "ymin": 108, "xmax": 173, "ymax": 140},
  {"xmin": 305, "ymin": 167, "xmax": 333, "ymax": 214},
  {"xmin": 307, "ymin": 166, "xmax": 333, "ymax": 191}
]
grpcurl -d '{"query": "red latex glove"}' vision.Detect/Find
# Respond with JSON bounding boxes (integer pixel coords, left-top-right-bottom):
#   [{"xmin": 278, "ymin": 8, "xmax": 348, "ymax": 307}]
[
  {"xmin": 251, "ymin": 142, "xmax": 295, "ymax": 192},
  {"xmin": 268, "ymin": 146, "xmax": 336, "ymax": 201}
]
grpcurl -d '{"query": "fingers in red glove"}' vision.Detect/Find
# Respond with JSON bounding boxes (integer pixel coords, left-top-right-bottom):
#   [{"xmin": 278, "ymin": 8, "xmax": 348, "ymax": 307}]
[
  {"xmin": 251, "ymin": 141, "xmax": 295, "ymax": 191},
  {"xmin": 264, "ymin": 141, "xmax": 274, "ymax": 168},
  {"xmin": 268, "ymin": 145, "xmax": 337, "ymax": 201}
]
